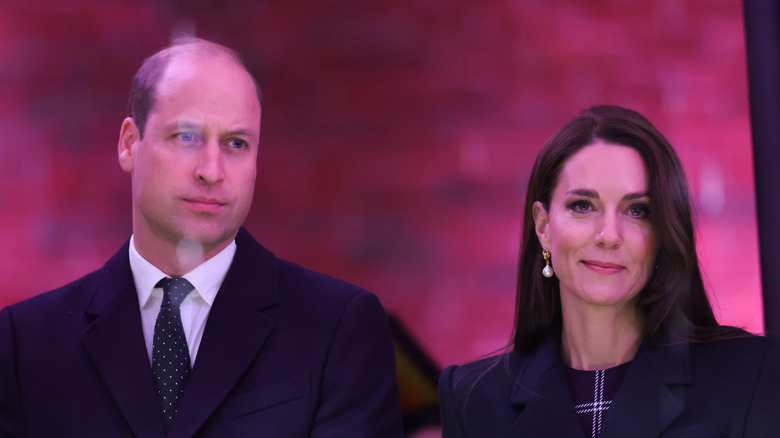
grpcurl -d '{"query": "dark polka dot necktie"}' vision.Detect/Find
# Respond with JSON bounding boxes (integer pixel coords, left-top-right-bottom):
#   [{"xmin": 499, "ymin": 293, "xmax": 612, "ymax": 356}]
[{"xmin": 152, "ymin": 277, "xmax": 194, "ymax": 431}]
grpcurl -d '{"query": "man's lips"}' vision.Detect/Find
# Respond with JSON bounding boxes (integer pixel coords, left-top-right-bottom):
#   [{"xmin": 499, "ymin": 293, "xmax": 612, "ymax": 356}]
[
  {"xmin": 581, "ymin": 260, "xmax": 625, "ymax": 274},
  {"xmin": 182, "ymin": 197, "xmax": 227, "ymax": 213}
]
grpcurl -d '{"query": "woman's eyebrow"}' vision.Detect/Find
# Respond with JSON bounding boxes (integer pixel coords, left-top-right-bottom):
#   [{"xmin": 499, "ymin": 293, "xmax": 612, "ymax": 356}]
[
  {"xmin": 622, "ymin": 192, "xmax": 650, "ymax": 201},
  {"xmin": 565, "ymin": 188, "xmax": 599, "ymax": 198},
  {"xmin": 564, "ymin": 189, "xmax": 649, "ymax": 202}
]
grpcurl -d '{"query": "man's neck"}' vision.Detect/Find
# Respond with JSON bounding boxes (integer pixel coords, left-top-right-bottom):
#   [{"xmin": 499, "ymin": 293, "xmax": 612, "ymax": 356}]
[{"xmin": 132, "ymin": 235, "xmax": 233, "ymax": 277}]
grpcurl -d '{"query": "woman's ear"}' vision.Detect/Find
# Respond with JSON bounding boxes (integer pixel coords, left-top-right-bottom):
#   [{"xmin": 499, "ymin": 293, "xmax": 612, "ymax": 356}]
[
  {"xmin": 533, "ymin": 201, "xmax": 551, "ymax": 248},
  {"xmin": 118, "ymin": 117, "xmax": 140, "ymax": 173}
]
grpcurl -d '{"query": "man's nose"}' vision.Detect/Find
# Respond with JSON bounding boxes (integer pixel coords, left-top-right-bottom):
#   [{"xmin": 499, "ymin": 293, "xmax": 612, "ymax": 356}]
[{"xmin": 194, "ymin": 141, "xmax": 225, "ymax": 184}]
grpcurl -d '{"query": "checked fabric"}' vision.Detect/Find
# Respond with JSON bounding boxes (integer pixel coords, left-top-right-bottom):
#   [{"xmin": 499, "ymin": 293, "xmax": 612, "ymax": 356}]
[{"xmin": 152, "ymin": 277, "xmax": 194, "ymax": 430}]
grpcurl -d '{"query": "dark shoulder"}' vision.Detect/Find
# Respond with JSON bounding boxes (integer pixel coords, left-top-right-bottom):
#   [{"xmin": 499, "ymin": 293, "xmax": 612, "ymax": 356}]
[
  {"xmin": 445, "ymin": 354, "xmax": 511, "ymax": 386},
  {"xmin": 272, "ymin": 258, "xmax": 393, "ymax": 335},
  {"xmin": 277, "ymin": 259, "xmax": 394, "ymax": 330},
  {"xmin": 439, "ymin": 351, "xmax": 528, "ymax": 435},
  {"xmin": 236, "ymin": 227, "xmax": 376, "ymax": 306},
  {"xmin": 277, "ymin": 258, "xmax": 370, "ymax": 301},
  {"xmin": 691, "ymin": 334, "xmax": 778, "ymax": 353},
  {"xmin": 5, "ymin": 239, "xmax": 131, "ymax": 318},
  {"xmin": 5, "ymin": 268, "xmax": 102, "ymax": 317},
  {"xmin": 689, "ymin": 334, "xmax": 780, "ymax": 369},
  {"xmin": 441, "ymin": 351, "xmax": 526, "ymax": 404}
]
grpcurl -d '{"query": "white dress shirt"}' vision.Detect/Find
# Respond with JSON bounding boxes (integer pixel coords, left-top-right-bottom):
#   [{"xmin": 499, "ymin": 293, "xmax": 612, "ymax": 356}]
[{"xmin": 128, "ymin": 236, "xmax": 236, "ymax": 367}]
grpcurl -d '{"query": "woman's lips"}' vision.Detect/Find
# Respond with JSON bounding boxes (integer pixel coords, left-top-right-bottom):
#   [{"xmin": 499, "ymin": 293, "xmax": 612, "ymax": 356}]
[{"xmin": 581, "ymin": 260, "xmax": 625, "ymax": 275}]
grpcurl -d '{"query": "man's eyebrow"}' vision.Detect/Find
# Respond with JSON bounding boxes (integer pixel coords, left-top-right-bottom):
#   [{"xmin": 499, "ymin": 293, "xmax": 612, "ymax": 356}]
[
  {"xmin": 165, "ymin": 120, "xmax": 203, "ymax": 131},
  {"xmin": 565, "ymin": 188, "xmax": 650, "ymax": 201},
  {"xmin": 224, "ymin": 129, "xmax": 255, "ymax": 138}
]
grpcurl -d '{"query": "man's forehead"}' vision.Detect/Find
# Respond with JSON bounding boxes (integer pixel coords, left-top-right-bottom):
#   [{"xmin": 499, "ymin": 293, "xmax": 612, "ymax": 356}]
[
  {"xmin": 154, "ymin": 54, "xmax": 258, "ymax": 112},
  {"xmin": 158, "ymin": 52, "xmax": 243, "ymax": 89},
  {"xmin": 147, "ymin": 53, "xmax": 261, "ymax": 133}
]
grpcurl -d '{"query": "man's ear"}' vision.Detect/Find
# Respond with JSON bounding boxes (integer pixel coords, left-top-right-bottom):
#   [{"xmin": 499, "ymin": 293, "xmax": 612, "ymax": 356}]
[
  {"xmin": 532, "ymin": 201, "xmax": 551, "ymax": 248},
  {"xmin": 118, "ymin": 117, "xmax": 140, "ymax": 173}
]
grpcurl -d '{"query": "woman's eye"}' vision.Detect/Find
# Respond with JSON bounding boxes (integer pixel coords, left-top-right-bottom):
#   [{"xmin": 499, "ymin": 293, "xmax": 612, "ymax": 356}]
[
  {"xmin": 568, "ymin": 200, "xmax": 592, "ymax": 213},
  {"xmin": 628, "ymin": 204, "xmax": 650, "ymax": 219}
]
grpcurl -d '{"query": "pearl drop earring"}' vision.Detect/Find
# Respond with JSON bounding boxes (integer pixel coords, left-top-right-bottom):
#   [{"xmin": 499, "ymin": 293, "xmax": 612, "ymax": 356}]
[{"xmin": 542, "ymin": 248, "xmax": 554, "ymax": 278}]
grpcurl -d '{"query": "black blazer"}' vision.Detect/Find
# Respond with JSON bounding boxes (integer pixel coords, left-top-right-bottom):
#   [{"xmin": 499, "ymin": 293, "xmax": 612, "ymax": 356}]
[
  {"xmin": 439, "ymin": 334, "xmax": 780, "ymax": 437},
  {"xmin": 0, "ymin": 227, "xmax": 403, "ymax": 437}
]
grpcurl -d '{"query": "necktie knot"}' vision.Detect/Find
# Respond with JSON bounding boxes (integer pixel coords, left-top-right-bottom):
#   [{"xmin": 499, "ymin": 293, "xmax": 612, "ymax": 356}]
[{"xmin": 156, "ymin": 277, "xmax": 194, "ymax": 307}]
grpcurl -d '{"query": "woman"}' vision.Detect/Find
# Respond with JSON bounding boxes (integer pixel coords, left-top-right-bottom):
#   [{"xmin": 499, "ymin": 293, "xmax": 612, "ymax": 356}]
[{"xmin": 439, "ymin": 105, "xmax": 780, "ymax": 437}]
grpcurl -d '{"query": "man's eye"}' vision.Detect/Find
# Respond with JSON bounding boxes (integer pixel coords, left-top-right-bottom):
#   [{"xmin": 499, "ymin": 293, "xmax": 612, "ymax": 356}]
[
  {"xmin": 229, "ymin": 139, "xmax": 247, "ymax": 149},
  {"xmin": 177, "ymin": 132, "xmax": 196, "ymax": 142}
]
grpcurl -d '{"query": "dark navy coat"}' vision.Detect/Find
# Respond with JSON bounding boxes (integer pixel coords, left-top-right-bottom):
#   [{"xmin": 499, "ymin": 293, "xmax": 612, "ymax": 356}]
[
  {"xmin": 440, "ymin": 333, "xmax": 780, "ymax": 437},
  {"xmin": 0, "ymin": 228, "xmax": 402, "ymax": 437}
]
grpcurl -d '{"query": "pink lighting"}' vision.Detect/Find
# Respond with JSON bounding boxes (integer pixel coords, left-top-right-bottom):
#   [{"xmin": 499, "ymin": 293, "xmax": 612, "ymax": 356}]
[{"xmin": 0, "ymin": 0, "xmax": 760, "ymax": 372}]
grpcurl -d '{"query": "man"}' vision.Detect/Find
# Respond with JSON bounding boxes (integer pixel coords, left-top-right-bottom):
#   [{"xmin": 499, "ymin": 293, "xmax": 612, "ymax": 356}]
[{"xmin": 0, "ymin": 37, "xmax": 402, "ymax": 437}]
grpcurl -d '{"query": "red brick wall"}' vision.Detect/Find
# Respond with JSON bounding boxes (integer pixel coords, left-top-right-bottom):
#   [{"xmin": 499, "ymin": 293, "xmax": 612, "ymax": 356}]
[{"xmin": 1, "ymin": 0, "xmax": 759, "ymax": 367}]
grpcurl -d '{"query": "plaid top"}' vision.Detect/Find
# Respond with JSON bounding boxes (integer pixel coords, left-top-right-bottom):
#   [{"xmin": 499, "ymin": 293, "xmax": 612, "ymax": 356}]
[{"xmin": 564, "ymin": 361, "xmax": 631, "ymax": 438}]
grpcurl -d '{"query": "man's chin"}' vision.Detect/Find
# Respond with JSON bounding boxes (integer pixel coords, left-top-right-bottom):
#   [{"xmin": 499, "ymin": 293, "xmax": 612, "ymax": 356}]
[{"xmin": 176, "ymin": 227, "xmax": 238, "ymax": 257}]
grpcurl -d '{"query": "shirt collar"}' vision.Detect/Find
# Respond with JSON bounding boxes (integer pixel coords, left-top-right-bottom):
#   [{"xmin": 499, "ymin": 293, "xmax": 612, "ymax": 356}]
[{"xmin": 129, "ymin": 235, "xmax": 237, "ymax": 308}]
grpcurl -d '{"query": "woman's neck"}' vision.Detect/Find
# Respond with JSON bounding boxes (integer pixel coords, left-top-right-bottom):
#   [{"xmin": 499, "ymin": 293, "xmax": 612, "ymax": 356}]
[{"xmin": 560, "ymin": 302, "xmax": 643, "ymax": 371}]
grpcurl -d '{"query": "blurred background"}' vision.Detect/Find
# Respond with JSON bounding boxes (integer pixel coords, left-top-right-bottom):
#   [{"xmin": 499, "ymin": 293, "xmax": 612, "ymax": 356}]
[{"xmin": 0, "ymin": 0, "xmax": 761, "ymax": 432}]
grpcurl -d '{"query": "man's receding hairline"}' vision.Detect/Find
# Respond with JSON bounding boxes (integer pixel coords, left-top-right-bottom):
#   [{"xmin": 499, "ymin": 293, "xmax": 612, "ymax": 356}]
[
  {"xmin": 130, "ymin": 36, "xmax": 264, "ymax": 138},
  {"xmin": 166, "ymin": 37, "xmax": 247, "ymax": 66},
  {"xmin": 154, "ymin": 38, "xmax": 251, "ymax": 90},
  {"xmin": 155, "ymin": 44, "xmax": 250, "ymax": 95}
]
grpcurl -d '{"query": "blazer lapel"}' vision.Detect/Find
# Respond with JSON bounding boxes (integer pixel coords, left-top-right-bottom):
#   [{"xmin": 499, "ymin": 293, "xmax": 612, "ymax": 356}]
[
  {"xmin": 169, "ymin": 228, "xmax": 280, "ymax": 438},
  {"xmin": 508, "ymin": 337, "xmax": 586, "ymax": 438},
  {"xmin": 83, "ymin": 242, "xmax": 166, "ymax": 438},
  {"xmin": 600, "ymin": 340, "xmax": 690, "ymax": 438}
]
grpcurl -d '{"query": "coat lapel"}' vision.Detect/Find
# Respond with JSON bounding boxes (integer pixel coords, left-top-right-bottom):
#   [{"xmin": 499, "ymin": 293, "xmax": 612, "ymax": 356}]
[
  {"xmin": 508, "ymin": 337, "xmax": 586, "ymax": 438},
  {"xmin": 506, "ymin": 336, "xmax": 691, "ymax": 438},
  {"xmin": 169, "ymin": 228, "xmax": 280, "ymax": 438},
  {"xmin": 600, "ymin": 340, "xmax": 690, "ymax": 438},
  {"xmin": 82, "ymin": 242, "xmax": 166, "ymax": 438}
]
